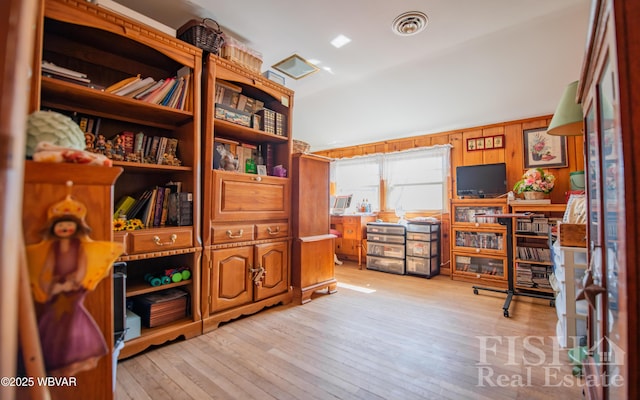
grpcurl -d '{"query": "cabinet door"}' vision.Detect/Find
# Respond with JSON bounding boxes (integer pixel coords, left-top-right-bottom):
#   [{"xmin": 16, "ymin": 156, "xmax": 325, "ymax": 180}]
[
  {"xmin": 254, "ymin": 241, "xmax": 289, "ymax": 301},
  {"xmin": 211, "ymin": 246, "xmax": 253, "ymax": 312},
  {"xmin": 212, "ymin": 170, "xmax": 290, "ymax": 221}
]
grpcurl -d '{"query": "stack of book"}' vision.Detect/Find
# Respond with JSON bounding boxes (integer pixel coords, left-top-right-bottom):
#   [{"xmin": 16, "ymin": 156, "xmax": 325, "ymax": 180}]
[
  {"xmin": 41, "ymin": 61, "xmax": 91, "ymax": 85},
  {"xmin": 104, "ymin": 66, "xmax": 192, "ymax": 110}
]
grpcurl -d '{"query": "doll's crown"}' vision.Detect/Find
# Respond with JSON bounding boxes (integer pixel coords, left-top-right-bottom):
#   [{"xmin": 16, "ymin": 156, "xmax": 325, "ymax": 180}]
[
  {"xmin": 47, "ymin": 181, "xmax": 87, "ymax": 220},
  {"xmin": 47, "ymin": 194, "xmax": 87, "ymax": 220}
]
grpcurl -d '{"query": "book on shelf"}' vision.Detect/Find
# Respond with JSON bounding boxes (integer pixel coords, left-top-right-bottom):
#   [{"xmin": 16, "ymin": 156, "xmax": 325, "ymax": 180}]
[
  {"xmin": 256, "ymin": 108, "xmax": 276, "ymax": 134},
  {"xmin": 166, "ymin": 192, "xmax": 193, "ymax": 226},
  {"xmin": 275, "ymin": 112, "xmax": 286, "ymax": 136},
  {"xmin": 134, "ymin": 79, "xmax": 164, "ymax": 99},
  {"xmin": 160, "ymin": 187, "xmax": 172, "ymax": 226},
  {"xmin": 105, "ymin": 74, "xmax": 141, "ymax": 93},
  {"xmin": 141, "ymin": 78, "xmax": 175, "ymax": 104},
  {"xmin": 114, "ymin": 76, "xmax": 154, "ymax": 96},
  {"xmin": 42, "ymin": 61, "xmax": 87, "ymax": 79},
  {"xmin": 126, "ymin": 189, "xmax": 154, "ymax": 220},
  {"xmin": 159, "ymin": 78, "xmax": 181, "ymax": 106},
  {"xmin": 41, "ymin": 61, "xmax": 91, "ymax": 83},
  {"xmin": 114, "ymin": 195, "xmax": 136, "ymax": 219},
  {"xmin": 117, "ymin": 76, "xmax": 156, "ymax": 97}
]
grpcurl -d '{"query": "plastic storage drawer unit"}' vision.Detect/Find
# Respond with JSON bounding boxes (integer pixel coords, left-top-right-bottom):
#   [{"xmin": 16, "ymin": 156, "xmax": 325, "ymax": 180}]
[
  {"xmin": 366, "ymin": 222, "xmax": 406, "ymax": 275},
  {"xmin": 405, "ymin": 221, "xmax": 440, "ymax": 278}
]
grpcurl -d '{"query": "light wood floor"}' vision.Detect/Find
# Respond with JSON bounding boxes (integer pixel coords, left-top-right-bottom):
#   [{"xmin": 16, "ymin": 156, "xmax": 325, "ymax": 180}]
[{"xmin": 116, "ymin": 262, "xmax": 584, "ymax": 400}]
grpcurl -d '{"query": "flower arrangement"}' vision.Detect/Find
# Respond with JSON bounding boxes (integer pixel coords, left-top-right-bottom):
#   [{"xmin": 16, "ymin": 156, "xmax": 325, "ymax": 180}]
[
  {"xmin": 513, "ymin": 168, "xmax": 556, "ymax": 194},
  {"xmin": 113, "ymin": 218, "xmax": 144, "ymax": 231}
]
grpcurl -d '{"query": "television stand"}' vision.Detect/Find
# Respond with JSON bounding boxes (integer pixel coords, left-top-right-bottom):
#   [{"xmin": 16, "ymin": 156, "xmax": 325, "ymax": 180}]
[{"xmin": 471, "ymin": 213, "xmax": 554, "ymax": 317}]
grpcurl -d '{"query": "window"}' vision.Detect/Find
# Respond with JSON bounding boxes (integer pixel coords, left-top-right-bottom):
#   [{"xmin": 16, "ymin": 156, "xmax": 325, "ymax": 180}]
[
  {"xmin": 331, "ymin": 154, "xmax": 381, "ymax": 212},
  {"xmin": 331, "ymin": 145, "xmax": 451, "ymax": 212}
]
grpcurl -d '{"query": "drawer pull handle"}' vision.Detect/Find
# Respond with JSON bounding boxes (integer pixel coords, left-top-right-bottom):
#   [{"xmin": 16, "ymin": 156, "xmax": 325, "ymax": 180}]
[
  {"xmin": 267, "ymin": 226, "xmax": 280, "ymax": 235},
  {"xmin": 153, "ymin": 234, "xmax": 177, "ymax": 246},
  {"xmin": 252, "ymin": 176, "xmax": 262, "ymax": 182},
  {"xmin": 226, "ymin": 229, "xmax": 244, "ymax": 238}
]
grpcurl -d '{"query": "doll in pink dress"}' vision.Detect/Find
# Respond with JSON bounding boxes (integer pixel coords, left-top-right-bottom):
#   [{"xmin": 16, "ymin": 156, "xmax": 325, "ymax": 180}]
[{"xmin": 27, "ymin": 190, "xmax": 123, "ymax": 376}]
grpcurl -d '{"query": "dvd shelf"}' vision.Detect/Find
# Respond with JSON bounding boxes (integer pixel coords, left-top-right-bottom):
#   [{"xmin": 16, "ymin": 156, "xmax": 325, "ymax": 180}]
[{"xmin": 450, "ymin": 199, "xmax": 508, "ymax": 287}]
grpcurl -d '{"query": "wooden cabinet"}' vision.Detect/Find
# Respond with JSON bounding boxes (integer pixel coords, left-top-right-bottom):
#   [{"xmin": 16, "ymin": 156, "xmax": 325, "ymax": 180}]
[
  {"xmin": 331, "ymin": 214, "xmax": 376, "ymax": 266},
  {"xmin": 201, "ymin": 54, "xmax": 293, "ymax": 331},
  {"xmin": 22, "ymin": 161, "xmax": 121, "ymax": 400},
  {"xmin": 450, "ymin": 199, "xmax": 508, "ymax": 287},
  {"xmin": 292, "ymin": 154, "xmax": 337, "ymax": 304},
  {"xmin": 31, "ymin": 0, "xmax": 204, "ymax": 360},
  {"xmin": 510, "ymin": 204, "xmax": 565, "ymax": 295},
  {"xmin": 576, "ymin": 1, "xmax": 640, "ymax": 397}
]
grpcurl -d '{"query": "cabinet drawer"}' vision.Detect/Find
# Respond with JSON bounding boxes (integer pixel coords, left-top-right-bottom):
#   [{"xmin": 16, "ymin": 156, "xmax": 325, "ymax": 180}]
[
  {"xmin": 366, "ymin": 255, "xmax": 405, "ymax": 274},
  {"xmin": 213, "ymin": 170, "xmax": 289, "ymax": 221},
  {"xmin": 212, "ymin": 224, "xmax": 255, "ymax": 244},
  {"xmin": 367, "ymin": 242, "xmax": 405, "ymax": 259},
  {"xmin": 367, "ymin": 223, "xmax": 405, "ymax": 235},
  {"xmin": 406, "ymin": 231, "xmax": 438, "ymax": 242},
  {"xmin": 255, "ymin": 222, "xmax": 289, "ymax": 240},
  {"xmin": 342, "ymin": 224, "xmax": 359, "ymax": 240},
  {"xmin": 406, "ymin": 240, "xmax": 438, "ymax": 257},
  {"xmin": 126, "ymin": 227, "xmax": 193, "ymax": 254},
  {"xmin": 367, "ymin": 233, "xmax": 405, "ymax": 244}
]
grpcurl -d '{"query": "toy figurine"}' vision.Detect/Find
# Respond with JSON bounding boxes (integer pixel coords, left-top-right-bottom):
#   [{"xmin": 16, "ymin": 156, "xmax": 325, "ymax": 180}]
[
  {"xmin": 26, "ymin": 182, "xmax": 123, "ymax": 376},
  {"xmin": 94, "ymin": 134, "xmax": 106, "ymax": 154}
]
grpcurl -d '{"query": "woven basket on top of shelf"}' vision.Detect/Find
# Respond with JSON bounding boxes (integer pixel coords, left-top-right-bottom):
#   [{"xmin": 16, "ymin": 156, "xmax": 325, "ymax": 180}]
[
  {"xmin": 177, "ymin": 18, "xmax": 224, "ymax": 55},
  {"xmin": 293, "ymin": 140, "xmax": 311, "ymax": 154}
]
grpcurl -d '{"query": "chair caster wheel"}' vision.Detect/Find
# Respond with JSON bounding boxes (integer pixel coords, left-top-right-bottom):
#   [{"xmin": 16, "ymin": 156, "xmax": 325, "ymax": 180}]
[
  {"xmin": 473, "ymin": 289, "xmax": 479, "ymax": 295},
  {"xmin": 504, "ymin": 310, "xmax": 509, "ymax": 318},
  {"xmin": 550, "ymin": 300, "xmax": 555, "ymax": 307}
]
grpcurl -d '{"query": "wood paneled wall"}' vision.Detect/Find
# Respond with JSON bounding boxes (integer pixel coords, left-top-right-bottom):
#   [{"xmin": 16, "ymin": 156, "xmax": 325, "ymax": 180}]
[
  {"xmin": 313, "ymin": 114, "xmax": 585, "ymax": 205},
  {"xmin": 313, "ymin": 115, "xmax": 585, "ymax": 274}
]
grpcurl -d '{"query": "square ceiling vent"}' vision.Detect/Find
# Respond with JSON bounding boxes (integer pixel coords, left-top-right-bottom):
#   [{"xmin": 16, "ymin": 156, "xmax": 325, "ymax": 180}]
[{"xmin": 272, "ymin": 54, "xmax": 319, "ymax": 80}]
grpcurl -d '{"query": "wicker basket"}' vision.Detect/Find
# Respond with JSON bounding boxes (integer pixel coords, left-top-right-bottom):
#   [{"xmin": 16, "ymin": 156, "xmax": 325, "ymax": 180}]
[
  {"xmin": 177, "ymin": 18, "xmax": 224, "ymax": 55},
  {"xmin": 293, "ymin": 140, "xmax": 311, "ymax": 154},
  {"xmin": 220, "ymin": 33, "xmax": 263, "ymax": 73}
]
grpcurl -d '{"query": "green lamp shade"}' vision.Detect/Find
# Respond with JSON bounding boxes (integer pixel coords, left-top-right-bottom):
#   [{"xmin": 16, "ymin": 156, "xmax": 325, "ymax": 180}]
[{"xmin": 548, "ymin": 80, "xmax": 584, "ymax": 136}]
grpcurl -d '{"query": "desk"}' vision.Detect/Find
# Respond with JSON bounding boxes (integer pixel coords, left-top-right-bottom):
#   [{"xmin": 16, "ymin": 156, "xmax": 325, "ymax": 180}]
[
  {"xmin": 330, "ymin": 214, "xmax": 376, "ymax": 267},
  {"xmin": 472, "ymin": 213, "xmax": 555, "ymax": 317}
]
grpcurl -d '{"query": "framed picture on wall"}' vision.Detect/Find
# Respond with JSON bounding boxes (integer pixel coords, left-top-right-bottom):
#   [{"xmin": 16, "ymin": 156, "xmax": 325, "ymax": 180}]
[
  {"xmin": 485, "ymin": 136, "xmax": 494, "ymax": 149},
  {"xmin": 523, "ymin": 127, "xmax": 567, "ymax": 168},
  {"xmin": 476, "ymin": 138, "xmax": 485, "ymax": 150},
  {"xmin": 467, "ymin": 138, "xmax": 476, "ymax": 151},
  {"xmin": 493, "ymin": 135, "xmax": 504, "ymax": 148}
]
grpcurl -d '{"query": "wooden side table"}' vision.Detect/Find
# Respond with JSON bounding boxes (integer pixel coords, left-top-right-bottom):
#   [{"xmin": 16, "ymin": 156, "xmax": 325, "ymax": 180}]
[{"xmin": 331, "ymin": 214, "xmax": 377, "ymax": 267}]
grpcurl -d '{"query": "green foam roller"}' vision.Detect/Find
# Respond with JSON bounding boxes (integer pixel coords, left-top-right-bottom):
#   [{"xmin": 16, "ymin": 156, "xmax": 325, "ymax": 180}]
[
  {"xmin": 171, "ymin": 272, "xmax": 182, "ymax": 283},
  {"xmin": 181, "ymin": 269, "xmax": 191, "ymax": 280}
]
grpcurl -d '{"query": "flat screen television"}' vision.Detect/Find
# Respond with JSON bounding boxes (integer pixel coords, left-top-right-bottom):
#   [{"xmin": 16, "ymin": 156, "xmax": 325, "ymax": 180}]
[{"xmin": 456, "ymin": 162, "xmax": 507, "ymax": 198}]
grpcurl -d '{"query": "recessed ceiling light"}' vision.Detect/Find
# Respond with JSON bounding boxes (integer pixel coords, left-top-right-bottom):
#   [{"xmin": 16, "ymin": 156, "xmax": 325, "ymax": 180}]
[
  {"xmin": 392, "ymin": 11, "xmax": 429, "ymax": 36},
  {"xmin": 331, "ymin": 34, "xmax": 351, "ymax": 48},
  {"xmin": 272, "ymin": 54, "xmax": 320, "ymax": 80}
]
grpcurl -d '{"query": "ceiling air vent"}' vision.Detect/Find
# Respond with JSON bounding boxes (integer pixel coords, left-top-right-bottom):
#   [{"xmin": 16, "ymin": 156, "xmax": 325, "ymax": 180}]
[{"xmin": 392, "ymin": 11, "xmax": 429, "ymax": 36}]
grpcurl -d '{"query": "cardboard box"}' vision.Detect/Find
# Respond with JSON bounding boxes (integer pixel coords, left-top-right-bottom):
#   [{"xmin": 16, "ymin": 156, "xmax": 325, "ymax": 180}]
[
  {"xmin": 558, "ymin": 223, "xmax": 587, "ymax": 247},
  {"xmin": 124, "ymin": 309, "xmax": 141, "ymax": 341}
]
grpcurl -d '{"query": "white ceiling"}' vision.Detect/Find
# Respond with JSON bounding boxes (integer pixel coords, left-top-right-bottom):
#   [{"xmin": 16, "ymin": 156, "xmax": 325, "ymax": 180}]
[{"xmin": 112, "ymin": 0, "xmax": 591, "ymax": 151}]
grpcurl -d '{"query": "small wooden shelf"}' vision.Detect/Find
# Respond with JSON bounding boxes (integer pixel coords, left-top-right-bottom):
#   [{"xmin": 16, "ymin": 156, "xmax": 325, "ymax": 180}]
[
  {"xmin": 41, "ymin": 77, "xmax": 194, "ymax": 128},
  {"xmin": 214, "ymin": 118, "xmax": 289, "ymax": 144},
  {"xmin": 515, "ymin": 259, "xmax": 554, "ymax": 266},
  {"xmin": 112, "ymin": 160, "xmax": 193, "ymax": 172},
  {"xmin": 126, "ymin": 279, "xmax": 193, "ymax": 297}
]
